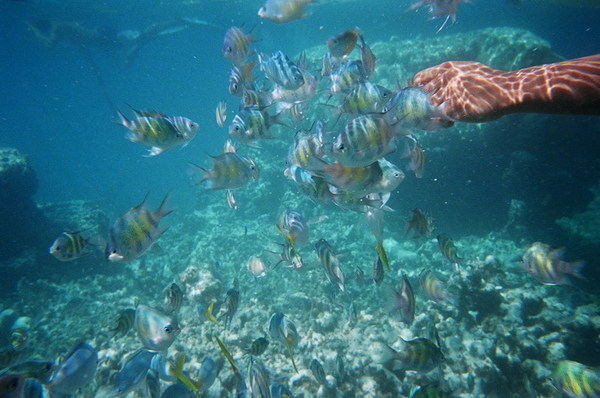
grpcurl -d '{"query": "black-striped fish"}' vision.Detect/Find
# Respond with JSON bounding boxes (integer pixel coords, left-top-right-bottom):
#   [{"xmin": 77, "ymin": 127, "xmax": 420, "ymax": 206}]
[
  {"xmin": 164, "ymin": 283, "xmax": 183, "ymax": 314},
  {"xmin": 316, "ymin": 160, "xmax": 384, "ymax": 196},
  {"xmin": 331, "ymin": 191, "xmax": 391, "ymax": 213},
  {"xmin": 229, "ymin": 108, "xmax": 283, "ymax": 146},
  {"xmin": 287, "ymin": 130, "xmax": 328, "ymax": 173},
  {"xmin": 223, "ymin": 26, "xmax": 254, "ymax": 66},
  {"xmin": 327, "ymin": 28, "xmax": 361, "ymax": 57},
  {"xmin": 105, "ymin": 194, "xmax": 174, "ymax": 263},
  {"xmin": 437, "ymin": 234, "xmax": 462, "ymax": 264},
  {"xmin": 331, "ymin": 114, "xmax": 404, "ymax": 168},
  {"xmin": 228, "ymin": 62, "xmax": 256, "ymax": 97},
  {"xmin": 372, "ymin": 256, "xmax": 385, "ymax": 285},
  {"xmin": 258, "ymin": 0, "xmax": 315, "ymax": 24},
  {"xmin": 221, "ymin": 287, "xmax": 240, "ymax": 329},
  {"xmin": 406, "ymin": 208, "xmax": 434, "ymax": 239},
  {"xmin": 340, "ymin": 82, "xmax": 392, "ymax": 115},
  {"xmin": 191, "ymin": 152, "xmax": 259, "ymax": 191},
  {"xmin": 248, "ymin": 337, "xmax": 269, "ymax": 357},
  {"xmin": 268, "ymin": 241, "xmax": 304, "ymax": 269},
  {"xmin": 419, "ymin": 269, "xmax": 453, "ymax": 304},
  {"xmin": 109, "ymin": 308, "xmax": 136, "ymax": 339},
  {"xmin": 277, "ymin": 210, "xmax": 309, "ymax": 248},
  {"xmin": 521, "ymin": 242, "xmax": 585, "ymax": 286},
  {"xmin": 216, "ymin": 100, "xmax": 227, "ymax": 127},
  {"xmin": 270, "ymin": 68, "xmax": 318, "ymax": 105},
  {"xmin": 329, "ymin": 60, "xmax": 368, "ymax": 94},
  {"xmin": 392, "ymin": 274, "xmax": 415, "ymax": 325},
  {"xmin": 383, "ymin": 86, "xmax": 452, "ymax": 131},
  {"xmin": 248, "ymin": 357, "xmax": 271, "ymax": 397},
  {"xmin": 116, "ymin": 109, "xmax": 199, "ymax": 157},
  {"xmin": 551, "ymin": 360, "xmax": 600, "ymax": 398},
  {"xmin": 310, "ymin": 358, "xmax": 327, "ymax": 386},
  {"xmin": 227, "ymin": 190, "xmax": 238, "ymax": 210},
  {"xmin": 315, "ymin": 239, "xmax": 345, "ymax": 292},
  {"xmin": 49, "ymin": 231, "xmax": 97, "ymax": 261},
  {"xmin": 258, "ymin": 50, "xmax": 305, "ymax": 90},
  {"xmin": 402, "ymin": 135, "xmax": 426, "ymax": 178},
  {"xmin": 377, "ymin": 337, "xmax": 444, "ymax": 373}
]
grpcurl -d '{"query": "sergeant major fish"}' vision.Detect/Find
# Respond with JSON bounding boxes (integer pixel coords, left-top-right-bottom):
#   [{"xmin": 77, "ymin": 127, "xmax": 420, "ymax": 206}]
[
  {"xmin": 521, "ymin": 242, "xmax": 585, "ymax": 286},
  {"xmin": 376, "ymin": 337, "xmax": 444, "ymax": 373},
  {"xmin": 105, "ymin": 194, "xmax": 174, "ymax": 263},
  {"xmin": 315, "ymin": 239, "xmax": 345, "ymax": 292},
  {"xmin": 113, "ymin": 349, "xmax": 157, "ymax": 396},
  {"xmin": 383, "ymin": 86, "xmax": 452, "ymax": 131},
  {"xmin": 116, "ymin": 109, "xmax": 199, "ymax": 157},
  {"xmin": 49, "ymin": 231, "xmax": 100, "ymax": 261},
  {"xmin": 190, "ymin": 152, "xmax": 259, "ymax": 191},
  {"xmin": 258, "ymin": 50, "xmax": 305, "ymax": 89},
  {"xmin": 437, "ymin": 234, "xmax": 462, "ymax": 264},
  {"xmin": 229, "ymin": 108, "xmax": 285, "ymax": 147},
  {"xmin": 406, "ymin": 0, "xmax": 465, "ymax": 32},
  {"xmin": 223, "ymin": 26, "xmax": 254, "ymax": 66},
  {"xmin": 419, "ymin": 269, "xmax": 453, "ymax": 304},
  {"xmin": 277, "ymin": 210, "xmax": 309, "ymax": 248},
  {"xmin": 551, "ymin": 360, "xmax": 600, "ymax": 398}
]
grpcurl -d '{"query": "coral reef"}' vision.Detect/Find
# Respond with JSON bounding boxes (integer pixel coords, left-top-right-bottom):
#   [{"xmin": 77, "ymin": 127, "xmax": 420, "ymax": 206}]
[{"xmin": 556, "ymin": 182, "xmax": 600, "ymax": 246}]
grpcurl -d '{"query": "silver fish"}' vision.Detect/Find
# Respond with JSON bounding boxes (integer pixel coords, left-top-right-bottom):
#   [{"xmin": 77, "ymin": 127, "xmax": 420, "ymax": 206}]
[
  {"xmin": 315, "ymin": 239, "xmax": 345, "ymax": 292},
  {"xmin": 383, "ymin": 86, "xmax": 453, "ymax": 131},
  {"xmin": 216, "ymin": 100, "xmax": 227, "ymax": 127},
  {"xmin": 276, "ymin": 210, "xmax": 309, "ymax": 248},
  {"xmin": 134, "ymin": 305, "xmax": 180, "ymax": 351},
  {"xmin": 310, "ymin": 358, "xmax": 327, "ymax": 386},
  {"xmin": 223, "ymin": 26, "xmax": 254, "ymax": 66},
  {"xmin": 49, "ymin": 231, "xmax": 97, "ymax": 261},
  {"xmin": 164, "ymin": 283, "xmax": 183, "ymax": 314},
  {"xmin": 258, "ymin": 51, "xmax": 305, "ymax": 89},
  {"xmin": 248, "ymin": 357, "xmax": 271, "ymax": 398}
]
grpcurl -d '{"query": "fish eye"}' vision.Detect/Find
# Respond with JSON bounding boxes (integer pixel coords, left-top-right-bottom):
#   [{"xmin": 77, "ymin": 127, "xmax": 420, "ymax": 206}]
[
  {"xmin": 112, "ymin": 250, "xmax": 117, "ymax": 254},
  {"xmin": 163, "ymin": 324, "xmax": 173, "ymax": 334}
]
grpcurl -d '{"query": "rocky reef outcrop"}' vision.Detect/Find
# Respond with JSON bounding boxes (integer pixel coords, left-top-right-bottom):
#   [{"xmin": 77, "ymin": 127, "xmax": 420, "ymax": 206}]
[{"xmin": 0, "ymin": 147, "xmax": 41, "ymax": 261}]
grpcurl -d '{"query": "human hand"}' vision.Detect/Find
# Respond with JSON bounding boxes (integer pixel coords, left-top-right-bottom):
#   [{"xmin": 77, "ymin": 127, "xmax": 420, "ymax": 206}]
[{"xmin": 412, "ymin": 61, "xmax": 513, "ymax": 123}]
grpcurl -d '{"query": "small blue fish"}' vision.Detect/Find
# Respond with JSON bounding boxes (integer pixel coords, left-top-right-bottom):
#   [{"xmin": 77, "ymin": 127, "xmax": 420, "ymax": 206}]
[
  {"xmin": 113, "ymin": 349, "xmax": 157, "ymax": 396},
  {"xmin": 48, "ymin": 342, "xmax": 97, "ymax": 394}
]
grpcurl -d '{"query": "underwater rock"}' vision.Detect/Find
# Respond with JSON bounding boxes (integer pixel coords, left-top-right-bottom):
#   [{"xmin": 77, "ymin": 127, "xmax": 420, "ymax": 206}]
[
  {"xmin": 556, "ymin": 182, "xmax": 600, "ymax": 246},
  {"xmin": 0, "ymin": 147, "xmax": 42, "ymax": 262},
  {"xmin": 180, "ymin": 266, "xmax": 223, "ymax": 303}
]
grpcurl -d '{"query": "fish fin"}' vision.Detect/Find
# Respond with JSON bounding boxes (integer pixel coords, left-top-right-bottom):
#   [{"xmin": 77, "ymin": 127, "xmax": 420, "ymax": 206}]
[
  {"xmin": 143, "ymin": 147, "xmax": 164, "ymax": 157},
  {"xmin": 172, "ymin": 352, "xmax": 202, "ymax": 392},
  {"xmin": 279, "ymin": 326, "xmax": 299, "ymax": 373},
  {"xmin": 562, "ymin": 260, "xmax": 586, "ymax": 281},
  {"xmin": 375, "ymin": 243, "xmax": 391, "ymax": 271},
  {"xmin": 188, "ymin": 162, "xmax": 212, "ymax": 184},
  {"xmin": 215, "ymin": 335, "xmax": 239, "ymax": 374},
  {"xmin": 205, "ymin": 302, "xmax": 218, "ymax": 323},
  {"xmin": 116, "ymin": 110, "xmax": 131, "ymax": 128},
  {"xmin": 156, "ymin": 192, "xmax": 176, "ymax": 218}
]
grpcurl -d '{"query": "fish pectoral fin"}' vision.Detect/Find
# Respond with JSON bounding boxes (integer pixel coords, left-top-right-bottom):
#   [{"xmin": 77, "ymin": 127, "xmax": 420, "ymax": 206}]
[{"xmin": 145, "ymin": 147, "xmax": 164, "ymax": 157}]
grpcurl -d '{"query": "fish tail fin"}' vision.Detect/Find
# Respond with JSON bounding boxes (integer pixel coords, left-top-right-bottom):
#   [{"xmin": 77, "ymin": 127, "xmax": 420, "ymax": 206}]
[
  {"xmin": 563, "ymin": 260, "xmax": 586, "ymax": 281},
  {"xmin": 375, "ymin": 243, "xmax": 391, "ymax": 271},
  {"xmin": 374, "ymin": 341, "xmax": 399, "ymax": 368},
  {"xmin": 172, "ymin": 353, "xmax": 202, "ymax": 392},
  {"xmin": 215, "ymin": 335, "xmax": 239, "ymax": 374},
  {"xmin": 188, "ymin": 162, "xmax": 212, "ymax": 184},
  {"xmin": 157, "ymin": 192, "xmax": 176, "ymax": 218}
]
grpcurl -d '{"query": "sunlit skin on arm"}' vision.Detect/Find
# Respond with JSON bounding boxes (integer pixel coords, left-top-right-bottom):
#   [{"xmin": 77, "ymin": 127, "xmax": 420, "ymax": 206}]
[{"xmin": 412, "ymin": 54, "xmax": 600, "ymax": 124}]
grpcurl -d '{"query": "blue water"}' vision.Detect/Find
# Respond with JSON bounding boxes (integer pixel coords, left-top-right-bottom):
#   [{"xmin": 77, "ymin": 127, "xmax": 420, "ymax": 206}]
[{"xmin": 1, "ymin": 0, "xmax": 598, "ymax": 214}]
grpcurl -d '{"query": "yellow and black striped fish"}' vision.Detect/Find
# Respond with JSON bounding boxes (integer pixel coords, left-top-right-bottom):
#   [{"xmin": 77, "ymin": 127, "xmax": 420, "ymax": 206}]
[
  {"xmin": 331, "ymin": 115, "xmax": 404, "ymax": 168},
  {"xmin": 105, "ymin": 194, "xmax": 174, "ymax": 263},
  {"xmin": 437, "ymin": 234, "xmax": 462, "ymax": 264},
  {"xmin": 164, "ymin": 283, "xmax": 183, "ymax": 314},
  {"xmin": 49, "ymin": 231, "xmax": 96, "ymax": 262},
  {"xmin": 552, "ymin": 360, "xmax": 600, "ymax": 398},
  {"xmin": 419, "ymin": 269, "xmax": 453, "ymax": 304},
  {"xmin": 229, "ymin": 108, "xmax": 282, "ymax": 147},
  {"xmin": 383, "ymin": 86, "xmax": 453, "ymax": 131},
  {"xmin": 109, "ymin": 308, "xmax": 135, "ymax": 339},
  {"xmin": 191, "ymin": 152, "xmax": 259, "ymax": 191},
  {"xmin": 340, "ymin": 82, "xmax": 392, "ymax": 115},
  {"xmin": 377, "ymin": 336, "xmax": 444, "ymax": 373},
  {"xmin": 521, "ymin": 242, "xmax": 585, "ymax": 285}
]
